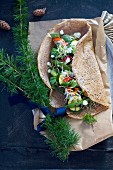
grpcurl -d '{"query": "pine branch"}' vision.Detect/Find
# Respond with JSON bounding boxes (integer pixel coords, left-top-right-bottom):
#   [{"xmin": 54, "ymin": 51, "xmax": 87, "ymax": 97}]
[
  {"xmin": 0, "ymin": 0, "xmax": 50, "ymax": 106},
  {"xmin": 0, "ymin": 74, "xmax": 24, "ymax": 93},
  {"xmin": 44, "ymin": 115, "xmax": 80, "ymax": 161},
  {"xmin": 13, "ymin": 0, "xmax": 50, "ymax": 106},
  {"xmin": 13, "ymin": 0, "xmax": 28, "ymax": 47},
  {"xmin": 0, "ymin": 49, "xmax": 24, "ymax": 94},
  {"xmin": 0, "ymin": 0, "xmax": 81, "ymax": 162}
]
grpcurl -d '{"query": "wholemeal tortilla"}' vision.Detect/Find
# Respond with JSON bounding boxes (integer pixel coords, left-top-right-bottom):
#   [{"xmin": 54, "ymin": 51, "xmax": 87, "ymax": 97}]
[{"xmin": 38, "ymin": 19, "xmax": 109, "ymax": 119}]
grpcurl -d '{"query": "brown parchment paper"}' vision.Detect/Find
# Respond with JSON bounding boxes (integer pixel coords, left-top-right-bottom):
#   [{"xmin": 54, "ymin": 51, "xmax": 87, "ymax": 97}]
[{"xmin": 29, "ymin": 17, "xmax": 113, "ymax": 151}]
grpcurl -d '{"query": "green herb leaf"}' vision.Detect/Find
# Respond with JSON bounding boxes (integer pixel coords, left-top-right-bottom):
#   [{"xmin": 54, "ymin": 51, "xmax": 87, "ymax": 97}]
[
  {"xmin": 53, "ymin": 60, "xmax": 72, "ymax": 71},
  {"xmin": 50, "ymin": 77, "xmax": 57, "ymax": 84},
  {"xmin": 51, "ymin": 48, "xmax": 58, "ymax": 56},
  {"xmin": 62, "ymin": 35, "xmax": 73, "ymax": 43},
  {"xmin": 60, "ymin": 82, "xmax": 70, "ymax": 87},
  {"xmin": 69, "ymin": 79, "xmax": 79, "ymax": 88},
  {"xmin": 50, "ymin": 70, "xmax": 58, "ymax": 77},
  {"xmin": 83, "ymin": 113, "xmax": 97, "ymax": 125},
  {"xmin": 71, "ymin": 45, "xmax": 76, "ymax": 54},
  {"xmin": 50, "ymin": 33, "xmax": 60, "ymax": 38},
  {"xmin": 50, "ymin": 76, "xmax": 59, "ymax": 88},
  {"xmin": 61, "ymin": 80, "xmax": 79, "ymax": 88},
  {"xmin": 66, "ymin": 100, "xmax": 83, "ymax": 108}
]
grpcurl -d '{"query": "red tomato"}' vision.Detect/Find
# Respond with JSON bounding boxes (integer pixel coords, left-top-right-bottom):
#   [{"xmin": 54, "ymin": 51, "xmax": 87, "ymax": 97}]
[
  {"xmin": 62, "ymin": 55, "xmax": 73, "ymax": 62},
  {"xmin": 53, "ymin": 38, "xmax": 68, "ymax": 46},
  {"xmin": 63, "ymin": 77, "xmax": 72, "ymax": 82},
  {"xmin": 53, "ymin": 37, "xmax": 61, "ymax": 41},
  {"xmin": 67, "ymin": 87, "xmax": 73, "ymax": 92}
]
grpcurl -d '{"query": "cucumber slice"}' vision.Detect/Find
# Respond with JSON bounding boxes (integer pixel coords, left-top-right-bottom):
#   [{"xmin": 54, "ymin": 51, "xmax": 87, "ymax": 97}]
[
  {"xmin": 69, "ymin": 106, "xmax": 81, "ymax": 112},
  {"xmin": 50, "ymin": 70, "xmax": 57, "ymax": 77},
  {"xmin": 70, "ymin": 107, "xmax": 76, "ymax": 111},
  {"xmin": 75, "ymin": 107, "xmax": 81, "ymax": 111},
  {"xmin": 71, "ymin": 40, "xmax": 78, "ymax": 46},
  {"xmin": 59, "ymin": 74, "xmax": 64, "ymax": 85},
  {"xmin": 66, "ymin": 100, "xmax": 83, "ymax": 108}
]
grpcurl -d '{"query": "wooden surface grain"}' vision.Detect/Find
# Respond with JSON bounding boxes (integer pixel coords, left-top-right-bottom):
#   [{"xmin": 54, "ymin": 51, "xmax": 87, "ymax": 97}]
[{"xmin": 0, "ymin": 0, "xmax": 113, "ymax": 169}]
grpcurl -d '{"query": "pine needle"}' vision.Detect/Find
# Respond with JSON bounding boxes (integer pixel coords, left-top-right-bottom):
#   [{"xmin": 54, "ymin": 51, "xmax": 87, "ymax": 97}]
[
  {"xmin": 0, "ymin": 49, "xmax": 23, "ymax": 94},
  {"xmin": 44, "ymin": 115, "xmax": 80, "ymax": 161},
  {"xmin": 13, "ymin": 0, "xmax": 50, "ymax": 106},
  {"xmin": 0, "ymin": 0, "xmax": 50, "ymax": 106},
  {"xmin": 0, "ymin": 0, "xmax": 81, "ymax": 162}
]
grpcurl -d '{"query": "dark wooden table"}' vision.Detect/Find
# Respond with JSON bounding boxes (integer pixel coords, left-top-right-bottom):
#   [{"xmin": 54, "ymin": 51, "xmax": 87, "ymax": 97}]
[{"xmin": 1, "ymin": 0, "xmax": 113, "ymax": 169}]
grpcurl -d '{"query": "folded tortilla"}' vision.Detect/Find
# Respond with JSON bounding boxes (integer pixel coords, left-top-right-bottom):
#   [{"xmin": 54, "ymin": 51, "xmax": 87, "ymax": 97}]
[{"xmin": 38, "ymin": 19, "xmax": 109, "ymax": 119}]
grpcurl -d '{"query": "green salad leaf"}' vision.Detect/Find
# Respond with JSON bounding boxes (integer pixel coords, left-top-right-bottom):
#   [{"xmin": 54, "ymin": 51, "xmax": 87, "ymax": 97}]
[
  {"xmin": 71, "ymin": 45, "xmax": 77, "ymax": 54},
  {"xmin": 69, "ymin": 79, "xmax": 79, "ymax": 88},
  {"xmin": 61, "ymin": 80, "xmax": 79, "ymax": 88},
  {"xmin": 62, "ymin": 35, "xmax": 73, "ymax": 43},
  {"xmin": 50, "ymin": 76, "xmax": 59, "ymax": 89},
  {"xmin": 53, "ymin": 60, "xmax": 72, "ymax": 71},
  {"xmin": 60, "ymin": 82, "xmax": 70, "ymax": 87},
  {"xmin": 51, "ymin": 48, "xmax": 58, "ymax": 56},
  {"xmin": 50, "ymin": 33, "xmax": 60, "ymax": 38},
  {"xmin": 66, "ymin": 100, "xmax": 83, "ymax": 108}
]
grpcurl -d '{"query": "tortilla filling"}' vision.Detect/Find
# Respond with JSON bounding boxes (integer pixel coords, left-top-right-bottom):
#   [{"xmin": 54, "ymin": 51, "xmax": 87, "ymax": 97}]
[{"xmin": 47, "ymin": 30, "xmax": 100, "ymax": 114}]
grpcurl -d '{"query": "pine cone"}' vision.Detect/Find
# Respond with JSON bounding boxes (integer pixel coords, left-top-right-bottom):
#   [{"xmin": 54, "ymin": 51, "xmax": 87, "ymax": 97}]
[
  {"xmin": 33, "ymin": 8, "xmax": 46, "ymax": 17},
  {"xmin": 0, "ymin": 20, "xmax": 11, "ymax": 30}
]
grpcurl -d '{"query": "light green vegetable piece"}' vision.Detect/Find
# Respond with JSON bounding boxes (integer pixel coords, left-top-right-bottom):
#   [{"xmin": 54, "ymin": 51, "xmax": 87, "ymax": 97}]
[
  {"xmin": 51, "ymin": 48, "xmax": 58, "ymax": 56},
  {"xmin": 71, "ymin": 40, "xmax": 78, "ymax": 46},
  {"xmin": 50, "ymin": 70, "xmax": 58, "ymax": 77},
  {"xmin": 62, "ymin": 35, "xmax": 73, "ymax": 43},
  {"xmin": 69, "ymin": 79, "xmax": 79, "ymax": 88},
  {"xmin": 50, "ymin": 33, "xmax": 60, "ymax": 38}
]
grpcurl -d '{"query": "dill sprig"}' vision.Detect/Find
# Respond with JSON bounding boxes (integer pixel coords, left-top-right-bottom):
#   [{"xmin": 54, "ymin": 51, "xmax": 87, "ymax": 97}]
[
  {"xmin": 83, "ymin": 113, "xmax": 97, "ymax": 125},
  {"xmin": 44, "ymin": 115, "xmax": 80, "ymax": 161}
]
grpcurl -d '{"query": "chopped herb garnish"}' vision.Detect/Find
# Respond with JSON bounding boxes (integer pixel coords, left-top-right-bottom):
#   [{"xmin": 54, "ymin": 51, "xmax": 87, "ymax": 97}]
[{"xmin": 83, "ymin": 113, "xmax": 97, "ymax": 125}]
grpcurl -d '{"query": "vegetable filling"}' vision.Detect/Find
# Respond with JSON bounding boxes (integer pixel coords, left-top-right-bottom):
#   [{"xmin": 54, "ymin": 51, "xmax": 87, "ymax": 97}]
[{"xmin": 48, "ymin": 30, "xmax": 94, "ymax": 113}]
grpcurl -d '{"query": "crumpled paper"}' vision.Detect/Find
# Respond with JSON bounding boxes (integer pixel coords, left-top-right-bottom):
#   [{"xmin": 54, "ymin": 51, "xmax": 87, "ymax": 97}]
[
  {"xmin": 101, "ymin": 11, "xmax": 113, "ymax": 43},
  {"xmin": 28, "ymin": 16, "xmax": 113, "ymax": 151}
]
